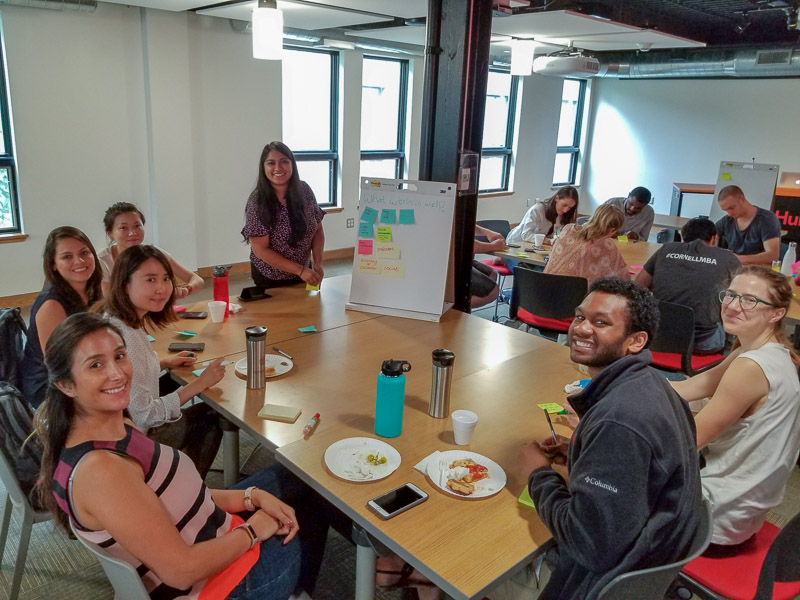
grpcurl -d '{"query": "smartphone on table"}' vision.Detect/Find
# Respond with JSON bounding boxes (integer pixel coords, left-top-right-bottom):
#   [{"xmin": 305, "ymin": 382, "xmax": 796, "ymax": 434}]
[
  {"xmin": 168, "ymin": 342, "xmax": 205, "ymax": 352},
  {"xmin": 367, "ymin": 483, "xmax": 428, "ymax": 520},
  {"xmin": 180, "ymin": 311, "xmax": 208, "ymax": 319}
]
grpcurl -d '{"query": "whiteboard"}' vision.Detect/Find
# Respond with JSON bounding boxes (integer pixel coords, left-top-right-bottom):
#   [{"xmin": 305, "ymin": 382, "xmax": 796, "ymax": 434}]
[
  {"xmin": 708, "ymin": 161, "xmax": 779, "ymax": 223},
  {"xmin": 347, "ymin": 178, "xmax": 456, "ymax": 322}
]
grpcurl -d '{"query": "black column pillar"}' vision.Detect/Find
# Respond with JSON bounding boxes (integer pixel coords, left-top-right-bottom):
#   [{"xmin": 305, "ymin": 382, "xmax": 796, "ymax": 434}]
[{"xmin": 418, "ymin": 0, "xmax": 493, "ymax": 312}]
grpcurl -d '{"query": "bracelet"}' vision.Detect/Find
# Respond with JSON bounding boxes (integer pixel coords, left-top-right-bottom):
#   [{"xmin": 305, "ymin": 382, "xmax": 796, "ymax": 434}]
[
  {"xmin": 234, "ymin": 522, "xmax": 259, "ymax": 549},
  {"xmin": 243, "ymin": 486, "xmax": 256, "ymax": 512}
]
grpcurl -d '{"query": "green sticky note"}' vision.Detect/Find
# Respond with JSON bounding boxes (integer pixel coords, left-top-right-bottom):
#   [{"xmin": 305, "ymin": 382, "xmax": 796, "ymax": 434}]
[
  {"xmin": 519, "ymin": 486, "xmax": 536, "ymax": 509},
  {"xmin": 306, "ymin": 283, "xmax": 320, "ymax": 291},
  {"xmin": 538, "ymin": 403, "xmax": 565, "ymax": 414},
  {"xmin": 380, "ymin": 209, "xmax": 396, "ymax": 224},
  {"xmin": 147, "ymin": 335, "xmax": 156, "ymax": 342},
  {"xmin": 399, "ymin": 209, "xmax": 414, "ymax": 225},
  {"xmin": 721, "ymin": 172, "xmax": 731, "ymax": 181},
  {"xmin": 178, "ymin": 330, "xmax": 197, "ymax": 337},
  {"xmin": 299, "ymin": 325, "xmax": 317, "ymax": 333},
  {"xmin": 361, "ymin": 206, "xmax": 378, "ymax": 224},
  {"xmin": 192, "ymin": 368, "xmax": 206, "ymax": 377},
  {"xmin": 376, "ymin": 226, "xmax": 392, "ymax": 242},
  {"xmin": 358, "ymin": 222, "xmax": 373, "ymax": 238},
  {"xmin": 617, "ymin": 235, "xmax": 629, "ymax": 243}
]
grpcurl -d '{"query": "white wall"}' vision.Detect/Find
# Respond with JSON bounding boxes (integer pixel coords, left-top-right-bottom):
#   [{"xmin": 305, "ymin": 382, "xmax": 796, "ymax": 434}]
[{"xmin": 583, "ymin": 77, "xmax": 800, "ymax": 215}]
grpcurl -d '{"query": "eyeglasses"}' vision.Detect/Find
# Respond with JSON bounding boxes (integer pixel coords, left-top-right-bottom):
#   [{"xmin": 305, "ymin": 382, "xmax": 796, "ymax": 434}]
[{"xmin": 718, "ymin": 290, "xmax": 777, "ymax": 310}]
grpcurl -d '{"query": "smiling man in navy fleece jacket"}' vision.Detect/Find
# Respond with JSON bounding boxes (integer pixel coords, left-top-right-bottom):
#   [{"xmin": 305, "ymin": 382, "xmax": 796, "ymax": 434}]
[{"xmin": 519, "ymin": 277, "xmax": 702, "ymax": 600}]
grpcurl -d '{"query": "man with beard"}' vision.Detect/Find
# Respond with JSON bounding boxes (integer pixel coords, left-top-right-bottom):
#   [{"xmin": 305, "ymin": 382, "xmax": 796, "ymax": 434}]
[
  {"xmin": 604, "ymin": 186, "xmax": 654, "ymax": 241},
  {"xmin": 518, "ymin": 277, "xmax": 702, "ymax": 600}
]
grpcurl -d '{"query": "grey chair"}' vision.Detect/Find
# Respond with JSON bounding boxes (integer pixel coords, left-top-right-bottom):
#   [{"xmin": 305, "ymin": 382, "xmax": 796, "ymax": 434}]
[
  {"xmin": 0, "ymin": 447, "xmax": 52, "ymax": 600},
  {"xmin": 597, "ymin": 497, "xmax": 713, "ymax": 600}
]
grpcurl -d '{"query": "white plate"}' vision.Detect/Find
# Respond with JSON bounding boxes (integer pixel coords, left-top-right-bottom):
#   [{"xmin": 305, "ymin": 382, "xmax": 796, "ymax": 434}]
[
  {"xmin": 235, "ymin": 354, "xmax": 293, "ymax": 379},
  {"xmin": 426, "ymin": 450, "xmax": 506, "ymax": 498},
  {"xmin": 324, "ymin": 437, "xmax": 401, "ymax": 482}
]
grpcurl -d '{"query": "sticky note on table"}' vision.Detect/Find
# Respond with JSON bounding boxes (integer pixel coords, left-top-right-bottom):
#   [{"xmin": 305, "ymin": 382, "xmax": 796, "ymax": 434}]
[
  {"xmin": 358, "ymin": 258, "xmax": 381, "ymax": 274},
  {"xmin": 377, "ymin": 226, "xmax": 392, "ymax": 241},
  {"xmin": 616, "ymin": 235, "xmax": 629, "ymax": 243},
  {"xmin": 721, "ymin": 172, "xmax": 731, "ymax": 181},
  {"xmin": 361, "ymin": 206, "xmax": 378, "ymax": 223},
  {"xmin": 381, "ymin": 261, "xmax": 406, "ymax": 278},
  {"xmin": 298, "ymin": 325, "xmax": 317, "ymax": 333},
  {"xmin": 358, "ymin": 222, "xmax": 373, "ymax": 238},
  {"xmin": 399, "ymin": 209, "xmax": 415, "ymax": 225},
  {"xmin": 519, "ymin": 486, "xmax": 535, "ymax": 509},
  {"xmin": 538, "ymin": 402, "xmax": 566, "ymax": 414},
  {"xmin": 358, "ymin": 239, "xmax": 373, "ymax": 255},
  {"xmin": 306, "ymin": 283, "xmax": 319, "ymax": 291},
  {"xmin": 380, "ymin": 209, "xmax": 396, "ymax": 224},
  {"xmin": 376, "ymin": 242, "xmax": 400, "ymax": 259},
  {"xmin": 178, "ymin": 330, "xmax": 197, "ymax": 337},
  {"xmin": 147, "ymin": 335, "xmax": 156, "ymax": 342}
]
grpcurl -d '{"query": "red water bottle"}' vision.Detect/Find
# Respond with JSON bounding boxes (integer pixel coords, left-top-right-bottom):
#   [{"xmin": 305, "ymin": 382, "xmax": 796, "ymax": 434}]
[{"xmin": 213, "ymin": 265, "xmax": 231, "ymax": 317}]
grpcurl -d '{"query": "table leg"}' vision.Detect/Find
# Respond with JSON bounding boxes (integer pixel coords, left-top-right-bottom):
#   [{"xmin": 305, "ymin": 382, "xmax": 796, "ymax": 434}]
[
  {"xmin": 221, "ymin": 419, "xmax": 240, "ymax": 487},
  {"xmin": 352, "ymin": 523, "xmax": 391, "ymax": 600}
]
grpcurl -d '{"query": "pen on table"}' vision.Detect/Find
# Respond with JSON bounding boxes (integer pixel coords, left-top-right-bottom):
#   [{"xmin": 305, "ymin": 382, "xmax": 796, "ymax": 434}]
[
  {"xmin": 201, "ymin": 360, "xmax": 234, "ymax": 367},
  {"xmin": 273, "ymin": 347, "xmax": 293, "ymax": 360},
  {"xmin": 303, "ymin": 413, "xmax": 320, "ymax": 437},
  {"xmin": 543, "ymin": 409, "xmax": 558, "ymax": 445}
]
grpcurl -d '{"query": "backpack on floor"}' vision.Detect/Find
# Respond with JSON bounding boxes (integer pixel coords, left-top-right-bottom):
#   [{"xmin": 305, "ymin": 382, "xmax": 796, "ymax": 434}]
[
  {"xmin": 0, "ymin": 307, "xmax": 28, "ymax": 389},
  {"xmin": 0, "ymin": 381, "xmax": 43, "ymax": 508}
]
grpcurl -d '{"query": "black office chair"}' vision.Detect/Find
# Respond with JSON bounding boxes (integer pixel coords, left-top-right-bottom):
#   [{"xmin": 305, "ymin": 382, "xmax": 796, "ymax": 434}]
[
  {"xmin": 509, "ymin": 269, "xmax": 587, "ymax": 339},
  {"xmin": 649, "ymin": 300, "xmax": 725, "ymax": 377},
  {"xmin": 597, "ymin": 498, "xmax": 713, "ymax": 600},
  {"xmin": 476, "ymin": 219, "xmax": 512, "ymax": 322}
]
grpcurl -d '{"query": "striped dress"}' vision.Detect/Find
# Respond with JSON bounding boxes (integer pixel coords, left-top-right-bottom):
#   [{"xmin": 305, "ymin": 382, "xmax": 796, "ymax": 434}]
[{"xmin": 53, "ymin": 424, "xmax": 252, "ymax": 599}]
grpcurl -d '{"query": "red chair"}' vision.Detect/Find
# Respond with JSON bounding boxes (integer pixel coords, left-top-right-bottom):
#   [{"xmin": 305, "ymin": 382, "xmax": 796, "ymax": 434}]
[
  {"xmin": 649, "ymin": 300, "xmax": 725, "ymax": 376},
  {"xmin": 476, "ymin": 219, "xmax": 511, "ymax": 322},
  {"xmin": 677, "ymin": 508, "xmax": 800, "ymax": 600},
  {"xmin": 509, "ymin": 269, "xmax": 587, "ymax": 339}
]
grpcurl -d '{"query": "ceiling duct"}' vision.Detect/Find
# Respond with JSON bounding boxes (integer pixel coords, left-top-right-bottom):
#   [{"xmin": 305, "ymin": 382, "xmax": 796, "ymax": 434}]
[
  {"xmin": 598, "ymin": 46, "xmax": 800, "ymax": 79},
  {"xmin": 0, "ymin": 0, "xmax": 96, "ymax": 11}
]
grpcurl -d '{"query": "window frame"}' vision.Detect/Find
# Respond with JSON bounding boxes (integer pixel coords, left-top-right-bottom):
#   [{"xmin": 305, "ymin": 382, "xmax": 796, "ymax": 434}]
[
  {"xmin": 0, "ymin": 16, "xmax": 20, "ymax": 235},
  {"xmin": 359, "ymin": 55, "xmax": 409, "ymax": 179},
  {"xmin": 479, "ymin": 68, "xmax": 520, "ymax": 194},
  {"xmin": 283, "ymin": 46, "xmax": 340, "ymax": 208},
  {"xmin": 553, "ymin": 77, "xmax": 587, "ymax": 187}
]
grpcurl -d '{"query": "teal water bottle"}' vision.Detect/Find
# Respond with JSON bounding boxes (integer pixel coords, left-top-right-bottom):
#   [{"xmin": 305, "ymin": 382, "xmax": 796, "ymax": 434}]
[{"xmin": 374, "ymin": 359, "xmax": 412, "ymax": 438}]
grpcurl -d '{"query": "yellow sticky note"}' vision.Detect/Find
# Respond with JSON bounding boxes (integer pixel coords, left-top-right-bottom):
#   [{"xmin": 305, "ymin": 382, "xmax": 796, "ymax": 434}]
[
  {"xmin": 358, "ymin": 258, "xmax": 381, "ymax": 274},
  {"xmin": 721, "ymin": 172, "xmax": 731, "ymax": 181},
  {"xmin": 519, "ymin": 486, "xmax": 535, "ymax": 509},
  {"xmin": 381, "ymin": 261, "xmax": 406, "ymax": 278},
  {"xmin": 537, "ymin": 403, "xmax": 565, "ymax": 414},
  {"xmin": 376, "ymin": 226, "xmax": 392, "ymax": 242},
  {"xmin": 306, "ymin": 283, "xmax": 319, "ymax": 291},
  {"xmin": 617, "ymin": 235, "xmax": 629, "ymax": 243},
  {"xmin": 376, "ymin": 242, "xmax": 401, "ymax": 259}
]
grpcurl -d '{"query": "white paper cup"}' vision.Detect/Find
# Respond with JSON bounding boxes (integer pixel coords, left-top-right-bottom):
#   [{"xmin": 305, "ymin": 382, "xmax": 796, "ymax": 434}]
[
  {"xmin": 451, "ymin": 409, "xmax": 478, "ymax": 445},
  {"xmin": 533, "ymin": 233, "xmax": 545, "ymax": 248},
  {"xmin": 208, "ymin": 300, "xmax": 226, "ymax": 323}
]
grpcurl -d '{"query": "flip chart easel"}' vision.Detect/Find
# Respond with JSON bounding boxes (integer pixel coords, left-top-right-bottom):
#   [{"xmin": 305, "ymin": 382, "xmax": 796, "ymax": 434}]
[
  {"xmin": 708, "ymin": 161, "xmax": 779, "ymax": 222},
  {"xmin": 347, "ymin": 178, "xmax": 456, "ymax": 322}
]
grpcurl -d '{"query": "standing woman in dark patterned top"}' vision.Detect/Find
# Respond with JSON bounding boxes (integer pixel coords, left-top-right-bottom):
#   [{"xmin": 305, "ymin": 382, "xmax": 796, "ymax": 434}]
[{"xmin": 242, "ymin": 141, "xmax": 325, "ymax": 289}]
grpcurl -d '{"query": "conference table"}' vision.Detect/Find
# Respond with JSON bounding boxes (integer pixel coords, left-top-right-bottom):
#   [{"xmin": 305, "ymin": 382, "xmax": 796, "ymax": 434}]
[
  {"xmin": 492, "ymin": 237, "xmax": 662, "ymax": 270},
  {"xmin": 155, "ymin": 275, "xmax": 583, "ymax": 600}
]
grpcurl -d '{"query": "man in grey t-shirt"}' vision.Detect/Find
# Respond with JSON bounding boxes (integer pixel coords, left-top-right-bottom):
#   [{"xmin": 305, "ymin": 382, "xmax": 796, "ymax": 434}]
[
  {"xmin": 636, "ymin": 217, "xmax": 740, "ymax": 353},
  {"xmin": 604, "ymin": 186, "xmax": 654, "ymax": 241},
  {"xmin": 714, "ymin": 185, "xmax": 781, "ymax": 265}
]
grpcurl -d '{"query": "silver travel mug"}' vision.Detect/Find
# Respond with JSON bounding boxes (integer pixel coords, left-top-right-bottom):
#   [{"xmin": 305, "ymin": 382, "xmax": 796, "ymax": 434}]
[
  {"xmin": 245, "ymin": 326, "xmax": 267, "ymax": 389},
  {"xmin": 429, "ymin": 349, "xmax": 455, "ymax": 418}
]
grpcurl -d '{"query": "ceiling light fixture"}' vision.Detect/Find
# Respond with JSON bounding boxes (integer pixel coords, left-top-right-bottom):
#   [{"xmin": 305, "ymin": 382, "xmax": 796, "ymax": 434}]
[
  {"xmin": 252, "ymin": 0, "xmax": 283, "ymax": 60},
  {"xmin": 510, "ymin": 39, "xmax": 536, "ymax": 75}
]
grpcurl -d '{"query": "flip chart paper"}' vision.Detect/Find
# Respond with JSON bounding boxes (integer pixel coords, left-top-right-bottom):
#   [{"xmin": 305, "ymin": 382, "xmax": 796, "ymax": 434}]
[
  {"xmin": 381, "ymin": 261, "xmax": 406, "ymax": 278},
  {"xmin": 358, "ymin": 258, "xmax": 381, "ymax": 274},
  {"xmin": 376, "ymin": 226, "xmax": 392, "ymax": 241},
  {"xmin": 358, "ymin": 222, "xmax": 372, "ymax": 238},
  {"xmin": 399, "ymin": 209, "xmax": 415, "ymax": 225},
  {"xmin": 380, "ymin": 209, "xmax": 396, "ymax": 224},
  {"xmin": 358, "ymin": 240, "xmax": 373, "ymax": 255},
  {"xmin": 376, "ymin": 242, "xmax": 400, "ymax": 259},
  {"xmin": 361, "ymin": 206, "xmax": 378, "ymax": 223}
]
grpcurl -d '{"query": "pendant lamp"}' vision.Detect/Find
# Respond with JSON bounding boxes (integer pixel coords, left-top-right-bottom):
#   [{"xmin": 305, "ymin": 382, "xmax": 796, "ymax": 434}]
[{"xmin": 252, "ymin": 0, "xmax": 283, "ymax": 60}]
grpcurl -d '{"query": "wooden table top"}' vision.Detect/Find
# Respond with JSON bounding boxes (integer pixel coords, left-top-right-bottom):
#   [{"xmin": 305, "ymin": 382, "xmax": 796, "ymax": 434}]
[
  {"xmin": 150, "ymin": 275, "xmax": 379, "ymax": 361},
  {"xmin": 494, "ymin": 238, "xmax": 662, "ymax": 270},
  {"xmin": 673, "ymin": 183, "xmax": 716, "ymax": 194}
]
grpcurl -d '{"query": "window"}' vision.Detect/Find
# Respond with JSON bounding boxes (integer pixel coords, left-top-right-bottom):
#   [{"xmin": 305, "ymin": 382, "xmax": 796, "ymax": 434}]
[
  {"xmin": 552, "ymin": 78, "xmax": 587, "ymax": 186},
  {"xmin": 282, "ymin": 48, "xmax": 339, "ymax": 207},
  {"xmin": 478, "ymin": 69, "xmax": 519, "ymax": 193},
  {"xmin": 359, "ymin": 57, "xmax": 408, "ymax": 180},
  {"xmin": 0, "ymin": 16, "xmax": 20, "ymax": 234}
]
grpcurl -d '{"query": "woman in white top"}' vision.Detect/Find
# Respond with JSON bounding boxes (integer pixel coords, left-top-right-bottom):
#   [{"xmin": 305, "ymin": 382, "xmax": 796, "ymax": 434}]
[
  {"xmin": 506, "ymin": 186, "xmax": 579, "ymax": 245},
  {"xmin": 672, "ymin": 266, "xmax": 800, "ymax": 548},
  {"xmin": 103, "ymin": 244, "xmax": 226, "ymax": 476},
  {"xmin": 99, "ymin": 202, "xmax": 204, "ymax": 298}
]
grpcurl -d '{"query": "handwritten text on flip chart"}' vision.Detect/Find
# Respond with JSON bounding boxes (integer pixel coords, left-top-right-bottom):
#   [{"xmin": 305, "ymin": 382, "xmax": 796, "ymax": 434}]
[
  {"xmin": 376, "ymin": 243, "xmax": 400, "ymax": 259},
  {"xmin": 358, "ymin": 240, "xmax": 373, "ymax": 255},
  {"xmin": 376, "ymin": 226, "xmax": 392, "ymax": 241},
  {"xmin": 358, "ymin": 258, "xmax": 381, "ymax": 274}
]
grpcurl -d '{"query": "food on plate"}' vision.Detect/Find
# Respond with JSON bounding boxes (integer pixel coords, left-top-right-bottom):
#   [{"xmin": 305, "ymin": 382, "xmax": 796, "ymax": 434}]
[
  {"xmin": 446, "ymin": 479, "xmax": 474, "ymax": 496},
  {"xmin": 446, "ymin": 458, "xmax": 490, "ymax": 495},
  {"xmin": 366, "ymin": 453, "xmax": 388, "ymax": 466},
  {"xmin": 265, "ymin": 366, "xmax": 277, "ymax": 376}
]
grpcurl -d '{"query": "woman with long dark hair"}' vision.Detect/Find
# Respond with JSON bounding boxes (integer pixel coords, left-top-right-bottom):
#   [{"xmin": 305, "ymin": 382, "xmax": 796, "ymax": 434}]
[
  {"xmin": 20, "ymin": 226, "xmax": 102, "ymax": 408},
  {"xmin": 506, "ymin": 185, "xmax": 579, "ymax": 245},
  {"xmin": 242, "ymin": 141, "xmax": 325, "ymax": 289}
]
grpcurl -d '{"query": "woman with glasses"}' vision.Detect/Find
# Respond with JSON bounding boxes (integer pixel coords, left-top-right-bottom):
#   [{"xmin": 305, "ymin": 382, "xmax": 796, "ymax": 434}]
[{"xmin": 672, "ymin": 266, "xmax": 800, "ymax": 552}]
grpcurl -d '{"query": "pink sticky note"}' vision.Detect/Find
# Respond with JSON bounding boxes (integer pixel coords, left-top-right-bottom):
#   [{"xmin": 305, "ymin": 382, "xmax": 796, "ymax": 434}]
[{"xmin": 358, "ymin": 239, "xmax": 373, "ymax": 255}]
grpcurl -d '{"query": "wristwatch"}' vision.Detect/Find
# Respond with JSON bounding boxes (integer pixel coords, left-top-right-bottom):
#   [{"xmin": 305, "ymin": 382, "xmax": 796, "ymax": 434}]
[
  {"xmin": 234, "ymin": 522, "xmax": 259, "ymax": 549},
  {"xmin": 243, "ymin": 486, "xmax": 256, "ymax": 511}
]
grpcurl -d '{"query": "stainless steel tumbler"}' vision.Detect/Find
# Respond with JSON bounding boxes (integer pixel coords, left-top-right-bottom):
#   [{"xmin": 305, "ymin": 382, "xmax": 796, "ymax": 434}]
[
  {"xmin": 245, "ymin": 326, "xmax": 267, "ymax": 389},
  {"xmin": 429, "ymin": 349, "xmax": 455, "ymax": 418}
]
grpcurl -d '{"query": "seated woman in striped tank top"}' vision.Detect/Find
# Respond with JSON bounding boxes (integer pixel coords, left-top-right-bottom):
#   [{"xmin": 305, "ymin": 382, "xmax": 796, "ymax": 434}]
[{"xmin": 34, "ymin": 312, "xmax": 316, "ymax": 599}]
